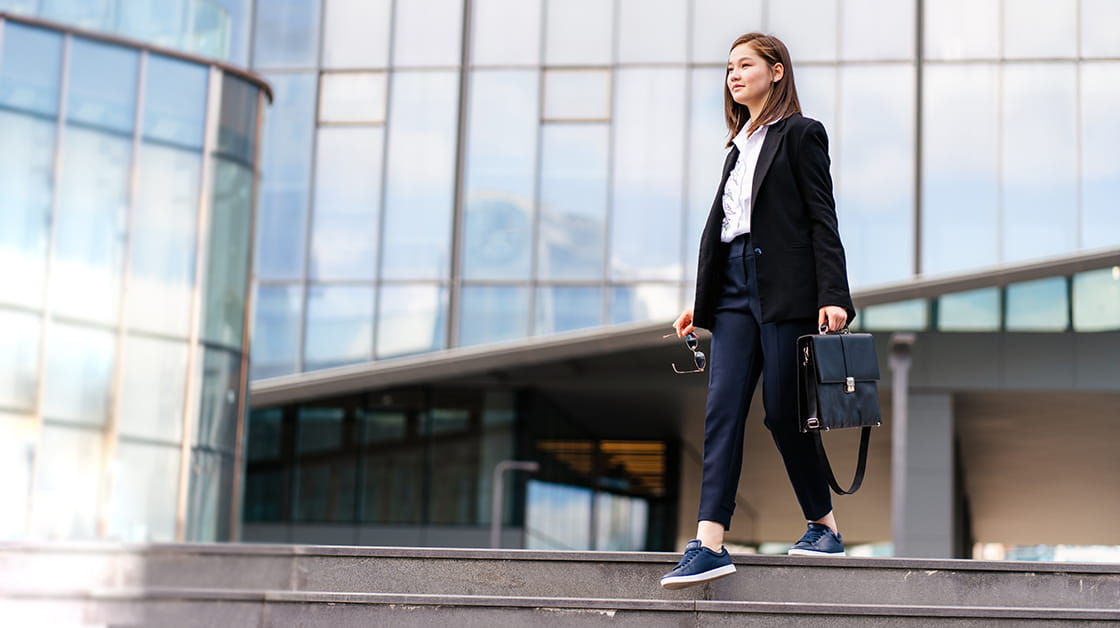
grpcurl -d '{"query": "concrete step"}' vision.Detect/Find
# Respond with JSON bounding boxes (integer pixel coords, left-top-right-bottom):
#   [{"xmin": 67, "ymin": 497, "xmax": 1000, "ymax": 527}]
[
  {"xmin": 3, "ymin": 587, "xmax": 1119, "ymax": 627},
  {"xmin": 2, "ymin": 543, "xmax": 1118, "ymax": 612}
]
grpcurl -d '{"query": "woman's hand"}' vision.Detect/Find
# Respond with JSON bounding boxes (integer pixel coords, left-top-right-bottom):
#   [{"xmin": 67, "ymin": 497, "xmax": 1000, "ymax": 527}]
[
  {"xmin": 818, "ymin": 305, "xmax": 848, "ymax": 332},
  {"xmin": 673, "ymin": 308, "xmax": 695, "ymax": 337}
]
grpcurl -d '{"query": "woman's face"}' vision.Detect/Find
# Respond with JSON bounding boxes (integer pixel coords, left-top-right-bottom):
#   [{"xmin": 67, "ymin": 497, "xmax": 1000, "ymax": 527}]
[{"xmin": 726, "ymin": 42, "xmax": 779, "ymax": 110}]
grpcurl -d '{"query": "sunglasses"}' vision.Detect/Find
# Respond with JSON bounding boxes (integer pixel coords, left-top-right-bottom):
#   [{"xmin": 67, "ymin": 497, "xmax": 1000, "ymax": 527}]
[{"xmin": 663, "ymin": 332, "xmax": 707, "ymax": 374}]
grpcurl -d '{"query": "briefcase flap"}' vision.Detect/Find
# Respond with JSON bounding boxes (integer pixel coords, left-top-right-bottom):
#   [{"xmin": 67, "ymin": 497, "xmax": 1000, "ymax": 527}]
[{"xmin": 811, "ymin": 334, "xmax": 880, "ymax": 384}]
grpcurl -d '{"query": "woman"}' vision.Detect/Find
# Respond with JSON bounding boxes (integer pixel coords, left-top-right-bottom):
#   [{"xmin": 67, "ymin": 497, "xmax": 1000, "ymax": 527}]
[{"xmin": 660, "ymin": 32, "xmax": 855, "ymax": 589}]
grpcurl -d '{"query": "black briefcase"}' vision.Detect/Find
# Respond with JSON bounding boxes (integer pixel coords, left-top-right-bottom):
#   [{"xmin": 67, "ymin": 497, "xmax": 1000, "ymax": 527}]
[{"xmin": 796, "ymin": 329, "xmax": 882, "ymax": 495}]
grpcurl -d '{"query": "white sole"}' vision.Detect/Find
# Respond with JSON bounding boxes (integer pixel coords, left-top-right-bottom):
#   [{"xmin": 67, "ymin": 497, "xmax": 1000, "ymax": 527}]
[
  {"xmin": 787, "ymin": 549, "xmax": 846, "ymax": 556},
  {"xmin": 659, "ymin": 563, "xmax": 737, "ymax": 589}
]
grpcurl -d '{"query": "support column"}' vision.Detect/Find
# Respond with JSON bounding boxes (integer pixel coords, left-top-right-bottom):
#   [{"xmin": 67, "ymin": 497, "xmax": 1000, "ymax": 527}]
[{"xmin": 890, "ymin": 334, "xmax": 958, "ymax": 558}]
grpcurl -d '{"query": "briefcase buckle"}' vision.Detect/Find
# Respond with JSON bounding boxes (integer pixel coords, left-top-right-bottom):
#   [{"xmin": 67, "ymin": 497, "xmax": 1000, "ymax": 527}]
[
  {"xmin": 806, "ymin": 417, "xmax": 820, "ymax": 429},
  {"xmin": 844, "ymin": 376, "xmax": 855, "ymax": 393}
]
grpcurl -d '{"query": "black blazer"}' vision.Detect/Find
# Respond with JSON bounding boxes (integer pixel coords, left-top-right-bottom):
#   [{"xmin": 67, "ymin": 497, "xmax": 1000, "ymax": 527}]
[{"xmin": 692, "ymin": 113, "xmax": 855, "ymax": 330}]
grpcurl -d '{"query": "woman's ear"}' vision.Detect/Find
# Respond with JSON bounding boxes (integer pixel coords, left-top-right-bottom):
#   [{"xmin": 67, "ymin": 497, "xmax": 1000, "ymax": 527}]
[{"xmin": 771, "ymin": 62, "xmax": 785, "ymax": 83}]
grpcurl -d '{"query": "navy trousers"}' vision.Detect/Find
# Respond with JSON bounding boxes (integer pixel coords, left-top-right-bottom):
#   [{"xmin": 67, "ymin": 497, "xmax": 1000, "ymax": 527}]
[{"xmin": 696, "ymin": 234, "xmax": 833, "ymax": 530}]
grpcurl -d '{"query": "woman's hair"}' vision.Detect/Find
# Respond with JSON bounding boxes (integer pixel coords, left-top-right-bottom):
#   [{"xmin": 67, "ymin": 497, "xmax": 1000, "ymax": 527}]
[{"xmin": 724, "ymin": 33, "xmax": 802, "ymax": 147}]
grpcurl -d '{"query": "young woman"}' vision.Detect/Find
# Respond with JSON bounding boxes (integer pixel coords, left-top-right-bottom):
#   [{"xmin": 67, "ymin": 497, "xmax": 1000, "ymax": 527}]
[{"xmin": 660, "ymin": 33, "xmax": 856, "ymax": 589}]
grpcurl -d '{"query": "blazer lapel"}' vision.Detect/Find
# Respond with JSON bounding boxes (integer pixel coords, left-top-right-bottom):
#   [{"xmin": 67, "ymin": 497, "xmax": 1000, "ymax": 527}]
[{"xmin": 750, "ymin": 116, "xmax": 790, "ymax": 204}]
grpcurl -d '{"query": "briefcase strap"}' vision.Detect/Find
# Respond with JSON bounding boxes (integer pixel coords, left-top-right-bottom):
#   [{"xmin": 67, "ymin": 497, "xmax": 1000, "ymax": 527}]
[{"xmin": 809, "ymin": 426, "xmax": 871, "ymax": 495}]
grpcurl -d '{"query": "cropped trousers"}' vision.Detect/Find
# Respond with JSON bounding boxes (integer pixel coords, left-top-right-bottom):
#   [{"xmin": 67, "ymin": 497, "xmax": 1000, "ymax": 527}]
[{"xmin": 696, "ymin": 233, "xmax": 832, "ymax": 530}]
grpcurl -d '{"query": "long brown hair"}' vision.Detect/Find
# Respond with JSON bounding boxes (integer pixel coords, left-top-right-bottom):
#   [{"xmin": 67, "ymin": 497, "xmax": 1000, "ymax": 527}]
[{"xmin": 724, "ymin": 33, "xmax": 802, "ymax": 147}]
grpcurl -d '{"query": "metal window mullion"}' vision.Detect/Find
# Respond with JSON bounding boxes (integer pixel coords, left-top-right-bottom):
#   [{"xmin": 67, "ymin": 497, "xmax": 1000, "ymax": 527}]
[
  {"xmin": 26, "ymin": 29, "xmax": 71, "ymax": 539},
  {"xmin": 914, "ymin": 0, "xmax": 924, "ymax": 277},
  {"xmin": 228, "ymin": 87, "xmax": 267, "ymax": 542},
  {"xmin": 678, "ymin": 1, "xmax": 695, "ymax": 315},
  {"xmin": 602, "ymin": 0, "xmax": 620, "ymax": 326},
  {"xmin": 528, "ymin": 1, "xmax": 548, "ymax": 337},
  {"xmin": 177, "ymin": 66, "xmax": 223, "ymax": 542},
  {"xmin": 447, "ymin": 0, "xmax": 474, "ymax": 350},
  {"xmin": 372, "ymin": 0, "xmax": 400, "ymax": 361},
  {"xmin": 98, "ymin": 50, "xmax": 148, "ymax": 538}
]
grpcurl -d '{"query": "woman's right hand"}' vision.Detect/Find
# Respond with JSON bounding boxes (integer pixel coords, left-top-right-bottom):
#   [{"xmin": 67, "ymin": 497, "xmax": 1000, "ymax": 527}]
[{"xmin": 672, "ymin": 308, "xmax": 695, "ymax": 337}]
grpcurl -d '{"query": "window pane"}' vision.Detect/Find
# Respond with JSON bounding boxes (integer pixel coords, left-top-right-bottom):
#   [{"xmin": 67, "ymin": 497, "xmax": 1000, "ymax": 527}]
[
  {"xmin": 203, "ymin": 159, "xmax": 253, "ymax": 349},
  {"xmin": 610, "ymin": 284, "xmax": 681, "ymax": 325},
  {"xmin": 361, "ymin": 439, "xmax": 423, "ymax": 523},
  {"xmin": 611, "ymin": 68, "xmax": 685, "ymax": 280},
  {"xmin": 922, "ymin": 64, "xmax": 999, "ymax": 275},
  {"xmin": 298, "ymin": 406, "xmax": 346, "ymax": 454},
  {"xmin": 381, "ymin": 71, "xmax": 459, "ymax": 280},
  {"xmin": 127, "ymin": 144, "xmax": 200, "ymax": 337},
  {"xmin": 462, "ymin": 70, "xmax": 538, "ymax": 280},
  {"xmin": 250, "ymin": 283, "xmax": 302, "ymax": 379},
  {"xmin": 252, "ymin": 0, "xmax": 321, "ymax": 68},
  {"xmin": 0, "ymin": 112, "xmax": 54, "ymax": 309},
  {"xmin": 393, "ymin": 0, "xmax": 463, "ymax": 67},
  {"xmin": 526, "ymin": 479, "xmax": 591, "ymax": 549},
  {"xmin": 794, "ymin": 66, "xmax": 838, "ymax": 161},
  {"xmin": 217, "ymin": 75, "xmax": 258, "ymax": 163},
  {"xmin": 0, "ymin": 23, "xmax": 62, "ymax": 116},
  {"xmin": 358, "ymin": 409, "xmax": 406, "ymax": 443},
  {"xmin": 1002, "ymin": 64, "xmax": 1077, "ymax": 263},
  {"xmin": 536, "ymin": 286, "xmax": 601, "ymax": 334},
  {"xmin": 117, "ymin": 335, "xmax": 187, "ymax": 443},
  {"xmin": 311, "ymin": 126, "xmax": 383, "ymax": 280},
  {"xmin": 769, "ymin": 0, "xmax": 838, "ymax": 62},
  {"xmin": 543, "ymin": 0, "xmax": 612, "ymax": 65},
  {"xmin": 322, "ymin": 0, "xmax": 391, "ymax": 68},
  {"xmin": 1081, "ymin": 62, "xmax": 1120, "ymax": 251},
  {"xmin": 428, "ymin": 437, "xmax": 479, "ymax": 524},
  {"xmin": 67, "ymin": 38, "xmax": 138, "ymax": 134},
  {"xmin": 1006, "ymin": 277, "xmax": 1068, "ymax": 332},
  {"xmin": 538, "ymin": 124, "xmax": 608, "ymax": 280},
  {"xmin": 459, "ymin": 285, "xmax": 529, "ymax": 347},
  {"xmin": 0, "ymin": 413, "xmax": 35, "ymax": 539},
  {"xmin": 923, "ymin": 0, "xmax": 999, "ymax": 60},
  {"xmin": 840, "ymin": 0, "xmax": 914, "ymax": 61},
  {"xmin": 42, "ymin": 323, "xmax": 115, "ymax": 426},
  {"xmin": 837, "ymin": 65, "xmax": 915, "ymax": 286},
  {"xmin": 860, "ymin": 299, "xmax": 928, "ymax": 331},
  {"xmin": 318, "ymin": 72, "xmax": 387, "ymax": 124},
  {"xmin": 687, "ymin": 67, "xmax": 731, "ymax": 281},
  {"xmin": 51, "ymin": 128, "xmax": 130, "ymax": 324},
  {"xmin": 247, "ymin": 407, "xmax": 284, "ymax": 462},
  {"xmin": 472, "ymin": 0, "xmax": 542, "ymax": 66},
  {"xmin": 1004, "ymin": 0, "xmax": 1076, "ymax": 59},
  {"xmin": 186, "ymin": 450, "xmax": 233, "ymax": 541},
  {"xmin": 1073, "ymin": 268, "xmax": 1120, "ymax": 332},
  {"xmin": 691, "ymin": 0, "xmax": 762, "ymax": 63},
  {"xmin": 196, "ymin": 348, "xmax": 242, "ymax": 452},
  {"xmin": 376, "ymin": 284, "xmax": 447, "ymax": 358},
  {"xmin": 304, "ymin": 284, "xmax": 374, "ymax": 370},
  {"xmin": 256, "ymin": 72, "xmax": 315, "ymax": 279},
  {"xmin": 142, "ymin": 54, "xmax": 208, "ymax": 149},
  {"xmin": 542, "ymin": 70, "xmax": 609, "ymax": 121},
  {"xmin": 617, "ymin": 0, "xmax": 686, "ymax": 63},
  {"xmin": 106, "ymin": 441, "xmax": 180, "ymax": 542},
  {"xmin": 0, "ymin": 309, "xmax": 39, "ymax": 412},
  {"xmin": 937, "ymin": 288, "xmax": 1000, "ymax": 332},
  {"xmin": 1082, "ymin": 0, "xmax": 1120, "ymax": 57},
  {"xmin": 33, "ymin": 424, "xmax": 104, "ymax": 540}
]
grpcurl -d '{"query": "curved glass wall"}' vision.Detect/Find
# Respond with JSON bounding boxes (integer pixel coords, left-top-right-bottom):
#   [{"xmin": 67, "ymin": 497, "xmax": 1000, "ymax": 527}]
[
  {"xmin": 0, "ymin": 16, "xmax": 266, "ymax": 542},
  {"xmin": 0, "ymin": 0, "xmax": 237, "ymax": 61},
  {"xmin": 247, "ymin": 0, "xmax": 1120, "ymax": 381}
]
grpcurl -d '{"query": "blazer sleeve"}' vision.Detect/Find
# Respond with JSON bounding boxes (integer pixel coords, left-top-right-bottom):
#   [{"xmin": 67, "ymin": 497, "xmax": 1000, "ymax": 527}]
[{"xmin": 794, "ymin": 120, "xmax": 856, "ymax": 322}]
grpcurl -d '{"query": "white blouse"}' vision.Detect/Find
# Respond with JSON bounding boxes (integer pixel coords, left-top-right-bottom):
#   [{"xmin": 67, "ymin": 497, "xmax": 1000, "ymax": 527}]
[{"xmin": 720, "ymin": 120, "xmax": 774, "ymax": 243}]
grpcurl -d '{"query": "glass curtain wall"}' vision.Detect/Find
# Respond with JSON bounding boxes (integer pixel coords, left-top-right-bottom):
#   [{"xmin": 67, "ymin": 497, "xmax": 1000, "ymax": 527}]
[
  {"xmin": 0, "ymin": 16, "xmax": 265, "ymax": 542},
  {"xmin": 248, "ymin": 0, "xmax": 1120, "ymax": 380}
]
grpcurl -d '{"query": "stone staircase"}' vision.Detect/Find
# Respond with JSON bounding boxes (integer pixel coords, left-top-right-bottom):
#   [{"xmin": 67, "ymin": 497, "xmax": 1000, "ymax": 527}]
[{"xmin": 1, "ymin": 543, "xmax": 1118, "ymax": 626}]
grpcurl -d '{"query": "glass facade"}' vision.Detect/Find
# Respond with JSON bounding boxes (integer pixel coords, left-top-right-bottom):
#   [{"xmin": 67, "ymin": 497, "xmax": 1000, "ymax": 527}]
[
  {"xmin": 244, "ymin": 0, "xmax": 1120, "ymax": 383},
  {"xmin": 0, "ymin": 16, "xmax": 266, "ymax": 542},
  {"xmin": 0, "ymin": 0, "xmax": 235, "ymax": 60}
]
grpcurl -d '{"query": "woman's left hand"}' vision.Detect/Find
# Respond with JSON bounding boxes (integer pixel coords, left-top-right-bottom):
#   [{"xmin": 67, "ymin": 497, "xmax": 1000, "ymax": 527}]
[{"xmin": 818, "ymin": 305, "xmax": 848, "ymax": 332}]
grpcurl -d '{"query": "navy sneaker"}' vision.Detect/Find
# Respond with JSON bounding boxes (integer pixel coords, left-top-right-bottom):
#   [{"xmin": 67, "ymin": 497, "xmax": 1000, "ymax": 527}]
[
  {"xmin": 788, "ymin": 522, "xmax": 846, "ymax": 556},
  {"xmin": 660, "ymin": 539, "xmax": 736, "ymax": 589}
]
